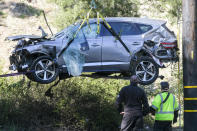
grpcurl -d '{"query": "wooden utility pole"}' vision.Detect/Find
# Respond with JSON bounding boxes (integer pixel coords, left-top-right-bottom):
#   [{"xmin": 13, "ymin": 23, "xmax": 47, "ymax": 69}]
[{"xmin": 183, "ymin": 0, "xmax": 197, "ymax": 130}]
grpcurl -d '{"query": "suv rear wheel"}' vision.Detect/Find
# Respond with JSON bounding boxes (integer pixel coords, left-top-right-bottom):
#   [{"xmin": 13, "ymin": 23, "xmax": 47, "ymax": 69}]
[{"xmin": 133, "ymin": 57, "xmax": 159, "ymax": 85}]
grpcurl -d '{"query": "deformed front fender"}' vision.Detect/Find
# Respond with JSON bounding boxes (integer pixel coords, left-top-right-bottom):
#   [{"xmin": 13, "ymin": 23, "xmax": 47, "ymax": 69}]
[
  {"xmin": 23, "ymin": 44, "xmax": 56, "ymax": 58},
  {"xmin": 30, "ymin": 51, "xmax": 50, "ymax": 57}
]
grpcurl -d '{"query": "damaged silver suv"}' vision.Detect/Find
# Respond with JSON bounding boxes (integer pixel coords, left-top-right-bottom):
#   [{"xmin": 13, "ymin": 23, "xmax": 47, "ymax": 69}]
[{"xmin": 6, "ymin": 17, "xmax": 178, "ymax": 85}]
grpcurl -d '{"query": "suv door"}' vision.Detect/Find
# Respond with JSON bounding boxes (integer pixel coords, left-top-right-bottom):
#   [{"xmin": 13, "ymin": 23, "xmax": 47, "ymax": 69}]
[
  {"xmin": 101, "ymin": 22, "xmax": 144, "ymax": 71},
  {"xmin": 82, "ymin": 23, "xmax": 102, "ymax": 72}
]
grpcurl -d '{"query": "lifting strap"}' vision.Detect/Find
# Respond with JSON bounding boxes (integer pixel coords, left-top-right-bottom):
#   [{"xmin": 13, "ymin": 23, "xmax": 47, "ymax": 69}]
[
  {"xmin": 102, "ymin": 21, "xmax": 131, "ymax": 54},
  {"xmin": 58, "ymin": 8, "xmax": 132, "ymax": 58},
  {"xmin": 161, "ymin": 92, "xmax": 170, "ymax": 105},
  {"xmin": 0, "ymin": 70, "xmax": 35, "ymax": 77}
]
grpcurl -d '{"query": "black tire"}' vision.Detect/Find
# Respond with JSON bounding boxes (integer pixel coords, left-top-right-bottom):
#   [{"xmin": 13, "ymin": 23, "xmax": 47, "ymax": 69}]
[
  {"xmin": 28, "ymin": 56, "xmax": 59, "ymax": 84},
  {"xmin": 132, "ymin": 57, "xmax": 159, "ymax": 85}
]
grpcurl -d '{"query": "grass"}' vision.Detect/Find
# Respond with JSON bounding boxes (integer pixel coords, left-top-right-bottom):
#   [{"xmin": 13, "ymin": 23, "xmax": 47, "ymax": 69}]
[{"xmin": 0, "ymin": 75, "xmax": 122, "ymax": 130}]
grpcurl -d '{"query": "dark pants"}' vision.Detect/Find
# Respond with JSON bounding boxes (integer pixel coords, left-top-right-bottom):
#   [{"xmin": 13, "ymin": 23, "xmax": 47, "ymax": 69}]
[
  {"xmin": 153, "ymin": 121, "xmax": 172, "ymax": 131},
  {"xmin": 121, "ymin": 113, "xmax": 143, "ymax": 131}
]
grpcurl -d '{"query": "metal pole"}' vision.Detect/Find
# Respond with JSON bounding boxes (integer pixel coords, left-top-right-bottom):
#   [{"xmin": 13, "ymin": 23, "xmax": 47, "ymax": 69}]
[
  {"xmin": 176, "ymin": 0, "xmax": 182, "ymax": 127},
  {"xmin": 177, "ymin": 20, "xmax": 181, "ymax": 129},
  {"xmin": 182, "ymin": 0, "xmax": 197, "ymax": 130}
]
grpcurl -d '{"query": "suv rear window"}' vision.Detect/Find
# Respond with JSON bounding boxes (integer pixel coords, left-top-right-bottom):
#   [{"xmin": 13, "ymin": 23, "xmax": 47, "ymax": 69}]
[
  {"xmin": 135, "ymin": 23, "xmax": 153, "ymax": 33},
  {"xmin": 102, "ymin": 22, "xmax": 141, "ymax": 36}
]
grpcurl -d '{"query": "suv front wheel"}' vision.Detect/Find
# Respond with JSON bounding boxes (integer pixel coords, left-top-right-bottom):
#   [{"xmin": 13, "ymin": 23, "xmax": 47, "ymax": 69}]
[
  {"xmin": 28, "ymin": 56, "xmax": 59, "ymax": 84},
  {"xmin": 133, "ymin": 57, "xmax": 159, "ymax": 85}
]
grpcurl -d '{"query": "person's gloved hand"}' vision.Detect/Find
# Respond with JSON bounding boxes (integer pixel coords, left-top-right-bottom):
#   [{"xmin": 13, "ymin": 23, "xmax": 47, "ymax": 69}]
[
  {"xmin": 173, "ymin": 110, "xmax": 178, "ymax": 124},
  {"xmin": 149, "ymin": 106, "xmax": 156, "ymax": 116},
  {"xmin": 173, "ymin": 118, "xmax": 177, "ymax": 124}
]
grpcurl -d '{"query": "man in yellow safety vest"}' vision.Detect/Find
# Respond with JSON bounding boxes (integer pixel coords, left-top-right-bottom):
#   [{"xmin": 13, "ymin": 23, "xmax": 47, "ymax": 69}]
[{"xmin": 150, "ymin": 82, "xmax": 179, "ymax": 131}]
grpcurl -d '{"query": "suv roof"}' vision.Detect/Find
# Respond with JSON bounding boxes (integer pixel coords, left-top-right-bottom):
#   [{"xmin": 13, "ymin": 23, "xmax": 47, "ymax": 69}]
[{"xmin": 89, "ymin": 17, "xmax": 166, "ymax": 26}]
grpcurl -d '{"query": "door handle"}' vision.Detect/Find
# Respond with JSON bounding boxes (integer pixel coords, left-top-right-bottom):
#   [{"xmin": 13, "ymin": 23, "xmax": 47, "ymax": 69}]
[
  {"xmin": 91, "ymin": 43, "xmax": 100, "ymax": 47},
  {"xmin": 132, "ymin": 42, "xmax": 140, "ymax": 45}
]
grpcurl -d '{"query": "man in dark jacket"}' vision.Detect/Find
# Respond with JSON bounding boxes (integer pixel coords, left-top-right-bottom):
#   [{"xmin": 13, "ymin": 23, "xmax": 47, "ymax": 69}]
[{"xmin": 116, "ymin": 75, "xmax": 149, "ymax": 131}]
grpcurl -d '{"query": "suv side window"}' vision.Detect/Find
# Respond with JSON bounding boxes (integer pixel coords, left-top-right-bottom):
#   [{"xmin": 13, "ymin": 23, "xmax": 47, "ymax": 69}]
[
  {"xmin": 135, "ymin": 23, "xmax": 153, "ymax": 33},
  {"xmin": 102, "ymin": 22, "xmax": 141, "ymax": 36},
  {"xmin": 82, "ymin": 23, "xmax": 100, "ymax": 39}
]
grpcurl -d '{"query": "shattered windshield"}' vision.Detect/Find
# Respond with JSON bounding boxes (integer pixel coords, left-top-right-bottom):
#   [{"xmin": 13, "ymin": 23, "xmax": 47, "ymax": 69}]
[{"xmin": 62, "ymin": 23, "xmax": 89, "ymax": 76}]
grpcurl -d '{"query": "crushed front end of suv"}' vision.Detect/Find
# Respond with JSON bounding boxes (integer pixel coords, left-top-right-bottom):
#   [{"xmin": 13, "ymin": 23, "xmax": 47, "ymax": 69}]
[{"xmin": 6, "ymin": 17, "xmax": 178, "ymax": 85}]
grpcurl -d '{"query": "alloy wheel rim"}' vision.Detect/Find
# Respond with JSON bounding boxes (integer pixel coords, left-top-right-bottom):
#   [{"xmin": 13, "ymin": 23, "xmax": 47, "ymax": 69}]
[
  {"xmin": 135, "ymin": 61, "xmax": 156, "ymax": 82},
  {"xmin": 35, "ymin": 59, "xmax": 55, "ymax": 81}
]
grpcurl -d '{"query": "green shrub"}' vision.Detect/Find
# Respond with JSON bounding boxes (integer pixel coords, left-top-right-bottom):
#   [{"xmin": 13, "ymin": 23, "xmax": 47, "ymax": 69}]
[
  {"xmin": 0, "ymin": 73, "xmax": 159, "ymax": 130},
  {"xmin": 48, "ymin": 0, "xmax": 139, "ymax": 30}
]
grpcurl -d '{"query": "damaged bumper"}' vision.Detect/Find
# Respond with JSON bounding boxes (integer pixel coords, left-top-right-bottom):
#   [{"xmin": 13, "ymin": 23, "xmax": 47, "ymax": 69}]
[{"xmin": 9, "ymin": 51, "xmax": 30, "ymax": 72}]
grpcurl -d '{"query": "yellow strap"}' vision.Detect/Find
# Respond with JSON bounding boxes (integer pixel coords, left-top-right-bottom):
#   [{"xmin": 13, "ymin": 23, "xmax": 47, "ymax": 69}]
[
  {"xmin": 74, "ymin": 17, "xmax": 87, "ymax": 38},
  {"xmin": 87, "ymin": 8, "xmax": 93, "ymax": 17},
  {"xmin": 74, "ymin": 8, "xmax": 93, "ymax": 38},
  {"xmin": 100, "ymin": 14, "xmax": 111, "ymax": 29},
  {"xmin": 97, "ymin": 12, "xmax": 100, "ymax": 34},
  {"xmin": 87, "ymin": 8, "xmax": 92, "ymax": 32}
]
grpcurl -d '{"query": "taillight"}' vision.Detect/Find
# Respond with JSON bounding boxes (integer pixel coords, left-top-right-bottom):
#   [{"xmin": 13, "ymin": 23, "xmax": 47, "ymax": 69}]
[{"xmin": 160, "ymin": 42, "xmax": 177, "ymax": 49}]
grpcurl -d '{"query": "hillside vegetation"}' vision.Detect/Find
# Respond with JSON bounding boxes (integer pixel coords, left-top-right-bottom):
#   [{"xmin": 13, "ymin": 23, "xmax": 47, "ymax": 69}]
[{"xmin": 0, "ymin": 0, "xmax": 182, "ymax": 130}]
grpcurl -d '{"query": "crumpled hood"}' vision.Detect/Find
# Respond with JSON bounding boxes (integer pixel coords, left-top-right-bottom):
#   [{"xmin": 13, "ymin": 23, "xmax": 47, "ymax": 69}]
[{"xmin": 5, "ymin": 35, "xmax": 42, "ymax": 41}]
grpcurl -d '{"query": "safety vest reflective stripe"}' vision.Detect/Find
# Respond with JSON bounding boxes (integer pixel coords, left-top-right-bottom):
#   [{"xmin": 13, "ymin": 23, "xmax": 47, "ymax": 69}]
[
  {"xmin": 151, "ymin": 92, "xmax": 179, "ymax": 121},
  {"xmin": 173, "ymin": 95, "xmax": 175, "ymax": 110},
  {"xmin": 157, "ymin": 112, "xmax": 174, "ymax": 114},
  {"xmin": 159, "ymin": 93, "xmax": 164, "ymax": 112},
  {"xmin": 151, "ymin": 105, "xmax": 158, "ymax": 110},
  {"xmin": 156, "ymin": 93, "xmax": 175, "ymax": 114}
]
